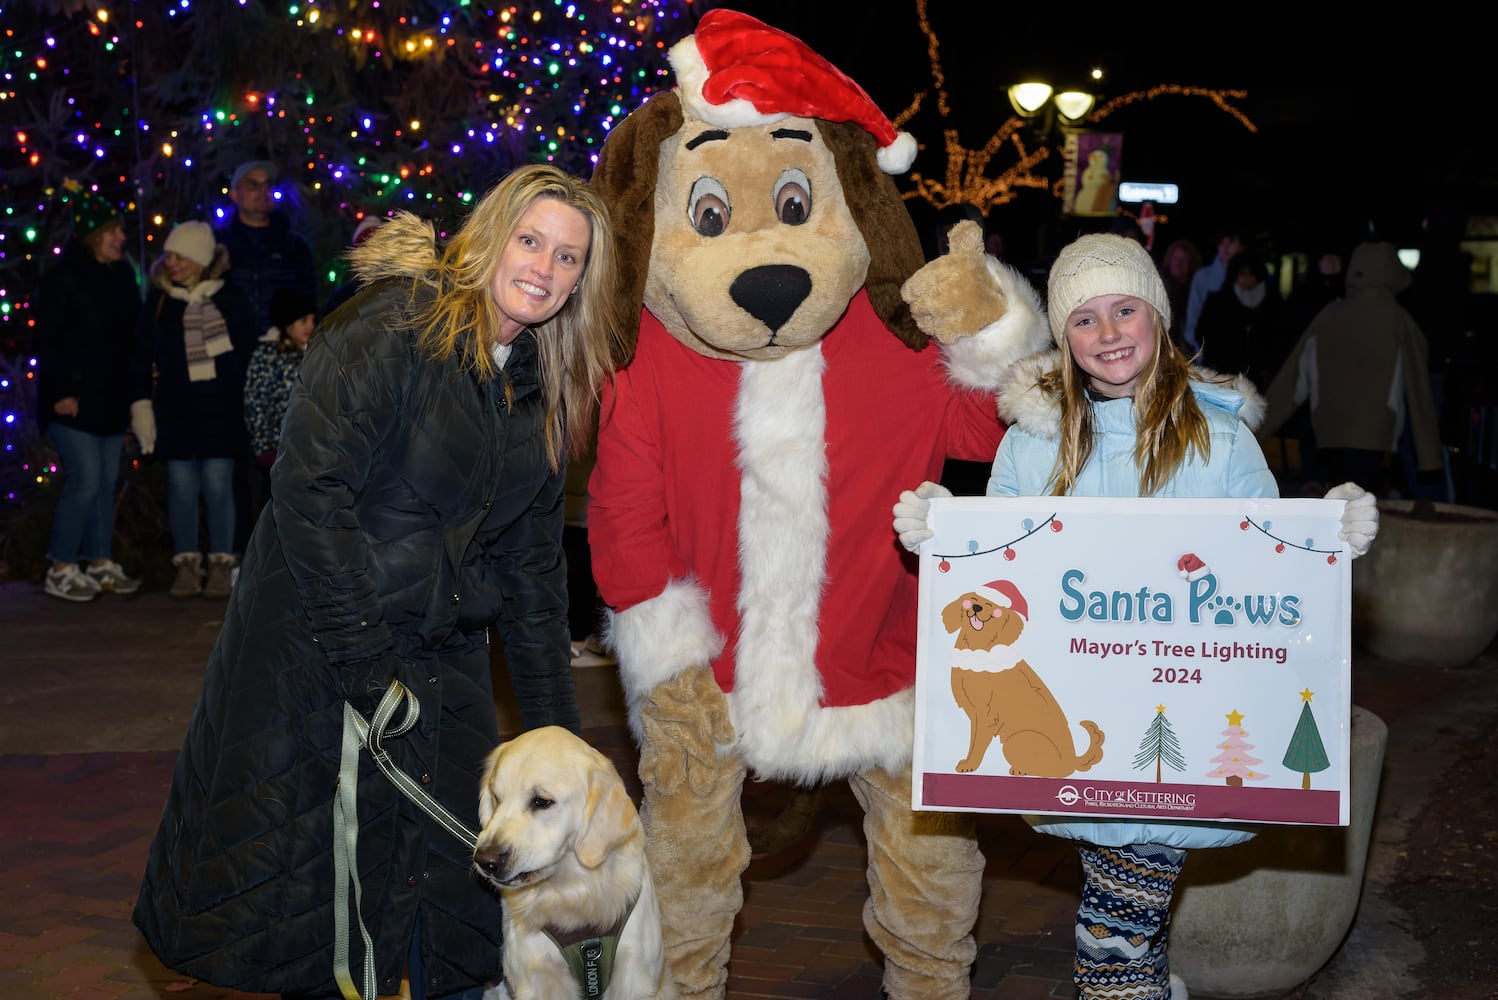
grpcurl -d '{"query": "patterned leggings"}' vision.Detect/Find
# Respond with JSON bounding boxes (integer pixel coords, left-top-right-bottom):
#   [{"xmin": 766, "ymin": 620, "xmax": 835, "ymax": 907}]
[{"xmin": 1074, "ymin": 843, "xmax": 1187, "ymax": 999}]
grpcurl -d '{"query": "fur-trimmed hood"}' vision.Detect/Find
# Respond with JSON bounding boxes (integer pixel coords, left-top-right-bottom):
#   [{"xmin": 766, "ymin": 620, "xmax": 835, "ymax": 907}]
[
  {"xmin": 347, "ymin": 211, "xmax": 439, "ymax": 286},
  {"xmin": 997, "ymin": 350, "xmax": 1267, "ymax": 438}
]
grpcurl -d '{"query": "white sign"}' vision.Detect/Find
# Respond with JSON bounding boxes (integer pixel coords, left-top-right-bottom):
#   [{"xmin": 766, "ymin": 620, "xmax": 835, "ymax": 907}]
[
  {"xmin": 913, "ymin": 496, "xmax": 1352, "ymax": 826},
  {"xmin": 1118, "ymin": 181, "xmax": 1179, "ymax": 204}
]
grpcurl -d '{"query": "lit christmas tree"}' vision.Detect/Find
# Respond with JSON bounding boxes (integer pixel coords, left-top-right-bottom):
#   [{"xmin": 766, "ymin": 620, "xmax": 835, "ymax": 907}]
[
  {"xmin": 0, "ymin": 0, "xmax": 687, "ymax": 534},
  {"xmin": 1282, "ymin": 687, "xmax": 1331, "ymax": 790},
  {"xmin": 1205, "ymin": 708, "xmax": 1270, "ymax": 787},
  {"xmin": 1132, "ymin": 702, "xmax": 1186, "ymax": 783}
]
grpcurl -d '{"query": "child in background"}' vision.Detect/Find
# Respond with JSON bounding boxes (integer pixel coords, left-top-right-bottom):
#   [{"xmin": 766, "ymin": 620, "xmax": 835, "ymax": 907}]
[
  {"xmin": 245, "ymin": 287, "xmax": 316, "ymax": 470},
  {"xmin": 893, "ymin": 231, "xmax": 1379, "ymax": 999},
  {"xmin": 243, "ymin": 288, "xmax": 316, "ymax": 530}
]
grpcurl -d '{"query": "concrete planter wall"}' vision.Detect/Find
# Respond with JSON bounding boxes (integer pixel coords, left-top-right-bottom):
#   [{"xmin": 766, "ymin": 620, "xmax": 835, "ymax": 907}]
[
  {"xmin": 1170, "ymin": 705, "xmax": 1388, "ymax": 1000},
  {"xmin": 1351, "ymin": 500, "xmax": 1498, "ymax": 668}
]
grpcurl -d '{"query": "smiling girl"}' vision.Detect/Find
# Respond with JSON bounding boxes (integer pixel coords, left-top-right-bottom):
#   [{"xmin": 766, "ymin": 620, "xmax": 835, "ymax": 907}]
[{"xmin": 895, "ymin": 232, "xmax": 1379, "ymax": 999}]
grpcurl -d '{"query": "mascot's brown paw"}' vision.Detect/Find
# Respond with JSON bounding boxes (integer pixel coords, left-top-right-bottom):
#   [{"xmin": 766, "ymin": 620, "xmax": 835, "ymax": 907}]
[
  {"xmin": 638, "ymin": 665, "xmax": 734, "ymax": 798},
  {"xmin": 900, "ymin": 220, "xmax": 1009, "ymax": 344},
  {"xmin": 746, "ymin": 785, "xmax": 825, "ymax": 858}
]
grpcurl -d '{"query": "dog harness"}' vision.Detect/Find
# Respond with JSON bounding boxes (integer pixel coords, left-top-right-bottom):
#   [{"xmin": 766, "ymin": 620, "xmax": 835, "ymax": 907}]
[{"xmin": 543, "ymin": 896, "xmax": 636, "ymax": 999}]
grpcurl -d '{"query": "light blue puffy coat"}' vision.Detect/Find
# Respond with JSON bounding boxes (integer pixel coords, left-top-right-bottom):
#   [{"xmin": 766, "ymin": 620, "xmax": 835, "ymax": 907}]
[{"xmin": 988, "ymin": 350, "xmax": 1276, "ymax": 849}]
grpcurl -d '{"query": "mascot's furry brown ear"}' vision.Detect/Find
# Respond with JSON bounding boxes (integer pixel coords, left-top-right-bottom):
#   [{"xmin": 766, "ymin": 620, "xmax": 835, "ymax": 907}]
[
  {"xmin": 589, "ymin": 89, "xmax": 684, "ymax": 352},
  {"xmin": 819, "ymin": 118, "xmax": 928, "ymax": 349}
]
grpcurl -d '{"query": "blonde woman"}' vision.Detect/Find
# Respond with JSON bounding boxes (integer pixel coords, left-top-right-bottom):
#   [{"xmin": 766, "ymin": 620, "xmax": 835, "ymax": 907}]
[
  {"xmin": 129, "ymin": 220, "xmax": 258, "ymax": 598},
  {"xmin": 134, "ymin": 165, "xmax": 627, "ymax": 1000}
]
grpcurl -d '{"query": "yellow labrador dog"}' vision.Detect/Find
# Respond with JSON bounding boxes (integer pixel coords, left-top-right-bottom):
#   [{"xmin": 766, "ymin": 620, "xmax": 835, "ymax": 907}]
[{"xmin": 475, "ymin": 726, "xmax": 673, "ymax": 999}]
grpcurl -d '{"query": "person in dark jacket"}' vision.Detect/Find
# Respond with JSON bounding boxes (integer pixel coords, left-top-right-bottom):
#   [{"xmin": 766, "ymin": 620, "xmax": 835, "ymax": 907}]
[
  {"xmin": 133, "ymin": 164, "xmax": 628, "ymax": 1000},
  {"xmin": 129, "ymin": 221, "xmax": 258, "ymax": 599},
  {"xmin": 216, "ymin": 159, "xmax": 320, "ymax": 555},
  {"xmin": 35, "ymin": 183, "xmax": 144, "ymax": 601},
  {"xmin": 216, "ymin": 160, "xmax": 319, "ymax": 339},
  {"xmin": 1196, "ymin": 248, "xmax": 1289, "ymax": 392}
]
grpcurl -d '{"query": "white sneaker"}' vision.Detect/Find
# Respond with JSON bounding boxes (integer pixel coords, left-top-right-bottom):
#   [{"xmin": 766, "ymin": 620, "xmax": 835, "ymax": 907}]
[
  {"xmin": 86, "ymin": 560, "xmax": 142, "ymax": 595},
  {"xmin": 45, "ymin": 564, "xmax": 100, "ymax": 603}
]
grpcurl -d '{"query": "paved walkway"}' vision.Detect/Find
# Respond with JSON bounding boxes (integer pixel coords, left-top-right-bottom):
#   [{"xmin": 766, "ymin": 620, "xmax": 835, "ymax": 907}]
[{"xmin": 1, "ymin": 578, "xmax": 1493, "ymax": 999}]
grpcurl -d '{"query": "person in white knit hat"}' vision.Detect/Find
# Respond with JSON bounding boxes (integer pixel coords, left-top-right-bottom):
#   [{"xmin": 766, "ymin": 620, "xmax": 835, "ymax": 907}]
[
  {"xmin": 128, "ymin": 220, "xmax": 258, "ymax": 599},
  {"xmin": 894, "ymin": 230, "xmax": 1381, "ymax": 1000}
]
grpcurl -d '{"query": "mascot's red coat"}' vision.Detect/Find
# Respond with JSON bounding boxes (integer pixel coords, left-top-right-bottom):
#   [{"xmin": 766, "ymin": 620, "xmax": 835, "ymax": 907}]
[{"xmin": 590, "ymin": 291, "xmax": 1003, "ymax": 783}]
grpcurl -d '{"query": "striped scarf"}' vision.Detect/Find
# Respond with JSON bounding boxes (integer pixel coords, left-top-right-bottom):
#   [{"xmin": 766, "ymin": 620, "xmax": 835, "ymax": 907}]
[{"xmin": 182, "ymin": 295, "xmax": 233, "ymax": 382}]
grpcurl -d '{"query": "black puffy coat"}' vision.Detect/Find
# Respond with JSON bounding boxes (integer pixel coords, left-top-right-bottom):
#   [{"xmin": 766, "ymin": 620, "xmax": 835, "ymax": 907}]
[
  {"xmin": 133, "ymin": 270, "xmax": 582, "ymax": 995},
  {"xmin": 129, "ymin": 258, "xmax": 259, "ymax": 460},
  {"xmin": 34, "ymin": 241, "xmax": 141, "ymax": 435}
]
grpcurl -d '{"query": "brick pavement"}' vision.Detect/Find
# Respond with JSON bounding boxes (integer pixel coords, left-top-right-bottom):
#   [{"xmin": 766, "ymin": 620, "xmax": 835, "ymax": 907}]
[
  {"xmin": 0, "ymin": 740, "xmax": 1079, "ymax": 999},
  {"xmin": 1, "ymin": 579, "xmax": 1491, "ymax": 998}
]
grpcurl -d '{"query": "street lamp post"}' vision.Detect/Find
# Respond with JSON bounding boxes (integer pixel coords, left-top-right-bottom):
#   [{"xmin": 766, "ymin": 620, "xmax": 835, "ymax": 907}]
[{"xmin": 1006, "ymin": 79, "xmax": 1099, "ymax": 263}]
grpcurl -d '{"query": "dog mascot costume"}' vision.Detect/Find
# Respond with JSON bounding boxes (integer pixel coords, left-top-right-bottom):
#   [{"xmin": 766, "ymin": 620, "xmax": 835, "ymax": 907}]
[{"xmin": 587, "ymin": 11, "xmax": 1050, "ymax": 998}]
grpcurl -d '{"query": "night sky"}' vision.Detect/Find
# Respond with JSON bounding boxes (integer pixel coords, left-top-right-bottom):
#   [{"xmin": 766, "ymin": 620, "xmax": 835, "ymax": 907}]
[{"xmin": 713, "ymin": 1, "xmax": 1495, "ymax": 262}]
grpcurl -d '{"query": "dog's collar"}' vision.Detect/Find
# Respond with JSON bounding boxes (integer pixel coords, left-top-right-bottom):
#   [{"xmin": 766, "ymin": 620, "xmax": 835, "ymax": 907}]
[
  {"xmin": 543, "ymin": 896, "xmax": 637, "ymax": 999},
  {"xmin": 951, "ymin": 645, "xmax": 1024, "ymax": 671}
]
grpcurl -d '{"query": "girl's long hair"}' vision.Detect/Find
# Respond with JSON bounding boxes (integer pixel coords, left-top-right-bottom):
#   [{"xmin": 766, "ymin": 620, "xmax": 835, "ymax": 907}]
[
  {"xmin": 1042, "ymin": 312, "xmax": 1214, "ymax": 496},
  {"xmin": 413, "ymin": 164, "xmax": 629, "ymax": 470}
]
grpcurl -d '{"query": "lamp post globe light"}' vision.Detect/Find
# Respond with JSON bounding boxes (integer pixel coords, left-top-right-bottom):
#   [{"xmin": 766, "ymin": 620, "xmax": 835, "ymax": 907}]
[{"xmin": 1006, "ymin": 80, "xmax": 1098, "ymax": 137}]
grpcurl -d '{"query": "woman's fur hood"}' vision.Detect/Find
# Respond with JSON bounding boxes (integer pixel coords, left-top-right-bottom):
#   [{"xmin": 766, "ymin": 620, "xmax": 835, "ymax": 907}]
[
  {"xmin": 997, "ymin": 350, "xmax": 1267, "ymax": 439},
  {"xmin": 347, "ymin": 211, "xmax": 439, "ymax": 286}
]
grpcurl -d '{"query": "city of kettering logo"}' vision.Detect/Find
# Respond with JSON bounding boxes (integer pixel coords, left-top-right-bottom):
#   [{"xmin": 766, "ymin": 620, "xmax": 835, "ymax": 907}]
[{"xmin": 1051, "ymin": 784, "xmax": 1200, "ymax": 812}]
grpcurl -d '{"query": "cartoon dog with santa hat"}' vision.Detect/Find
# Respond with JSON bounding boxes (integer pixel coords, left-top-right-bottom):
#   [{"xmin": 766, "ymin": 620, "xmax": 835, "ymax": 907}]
[
  {"xmin": 941, "ymin": 579, "xmax": 1105, "ymax": 777},
  {"xmin": 587, "ymin": 8, "xmax": 1050, "ymax": 999}
]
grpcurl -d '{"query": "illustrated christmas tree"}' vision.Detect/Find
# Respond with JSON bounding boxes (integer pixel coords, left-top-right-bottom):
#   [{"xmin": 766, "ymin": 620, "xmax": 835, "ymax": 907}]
[
  {"xmin": 1132, "ymin": 703, "xmax": 1186, "ymax": 783},
  {"xmin": 1205, "ymin": 708, "xmax": 1270, "ymax": 786},
  {"xmin": 1282, "ymin": 687, "xmax": 1331, "ymax": 790}
]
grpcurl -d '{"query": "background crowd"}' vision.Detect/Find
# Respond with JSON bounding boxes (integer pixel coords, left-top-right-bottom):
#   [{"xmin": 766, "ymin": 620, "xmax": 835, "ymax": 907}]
[
  {"xmin": 28, "ymin": 155, "xmax": 1483, "ymax": 605},
  {"xmin": 32, "ymin": 160, "xmax": 325, "ymax": 602}
]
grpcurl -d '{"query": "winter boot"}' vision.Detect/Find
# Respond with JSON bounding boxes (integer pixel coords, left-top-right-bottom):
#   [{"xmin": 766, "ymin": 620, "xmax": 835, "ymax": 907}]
[
  {"xmin": 170, "ymin": 552, "xmax": 203, "ymax": 599},
  {"xmin": 202, "ymin": 553, "xmax": 237, "ymax": 599}
]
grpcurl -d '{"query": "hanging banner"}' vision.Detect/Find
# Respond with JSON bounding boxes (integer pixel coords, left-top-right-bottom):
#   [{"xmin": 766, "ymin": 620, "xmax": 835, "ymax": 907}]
[
  {"xmin": 1061, "ymin": 130, "xmax": 1124, "ymax": 216},
  {"xmin": 911, "ymin": 496, "xmax": 1353, "ymax": 826}
]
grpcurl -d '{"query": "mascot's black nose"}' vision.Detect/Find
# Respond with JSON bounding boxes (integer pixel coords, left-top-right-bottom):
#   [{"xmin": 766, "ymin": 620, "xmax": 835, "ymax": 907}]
[{"xmin": 729, "ymin": 264, "xmax": 811, "ymax": 335}]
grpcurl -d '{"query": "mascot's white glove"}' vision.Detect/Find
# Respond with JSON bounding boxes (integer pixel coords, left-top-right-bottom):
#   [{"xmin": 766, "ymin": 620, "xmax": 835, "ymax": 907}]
[
  {"xmin": 130, "ymin": 399, "xmax": 156, "ymax": 455},
  {"xmin": 893, "ymin": 481, "xmax": 953, "ymax": 553},
  {"xmin": 1326, "ymin": 481, "xmax": 1378, "ymax": 558}
]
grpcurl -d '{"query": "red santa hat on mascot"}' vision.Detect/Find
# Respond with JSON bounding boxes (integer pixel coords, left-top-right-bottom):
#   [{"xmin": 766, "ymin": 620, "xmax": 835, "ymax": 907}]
[
  {"xmin": 668, "ymin": 9, "xmax": 918, "ymax": 175},
  {"xmin": 974, "ymin": 580, "xmax": 1028, "ymax": 620}
]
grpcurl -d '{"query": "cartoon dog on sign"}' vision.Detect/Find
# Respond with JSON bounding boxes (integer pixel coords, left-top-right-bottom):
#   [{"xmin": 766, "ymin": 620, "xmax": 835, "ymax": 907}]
[{"xmin": 941, "ymin": 580, "xmax": 1104, "ymax": 776}]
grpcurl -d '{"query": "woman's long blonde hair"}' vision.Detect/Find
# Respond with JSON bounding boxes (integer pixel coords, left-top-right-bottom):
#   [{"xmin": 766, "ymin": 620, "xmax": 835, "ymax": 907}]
[
  {"xmin": 1042, "ymin": 312, "xmax": 1215, "ymax": 497},
  {"xmin": 414, "ymin": 164, "xmax": 628, "ymax": 470}
]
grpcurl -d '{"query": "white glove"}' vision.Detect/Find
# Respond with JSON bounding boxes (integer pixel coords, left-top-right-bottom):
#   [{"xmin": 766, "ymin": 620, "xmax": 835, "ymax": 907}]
[
  {"xmin": 1326, "ymin": 481, "xmax": 1378, "ymax": 558},
  {"xmin": 130, "ymin": 399, "xmax": 156, "ymax": 455},
  {"xmin": 893, "ymin": 481, "xmax": 953, "ymax": 553}
]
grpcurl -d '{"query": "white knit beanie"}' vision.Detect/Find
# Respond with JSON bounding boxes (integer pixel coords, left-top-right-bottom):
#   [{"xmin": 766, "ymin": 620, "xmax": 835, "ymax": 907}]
[
  {"xmin": 1046, "ymin": 233, "xmax": 1170, "ymax": 343},
  {"xmin": 163, "ymin": 220, "xmax": 216, "ymax": 268}
]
